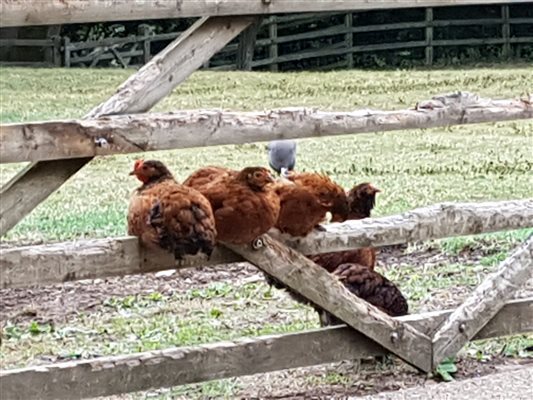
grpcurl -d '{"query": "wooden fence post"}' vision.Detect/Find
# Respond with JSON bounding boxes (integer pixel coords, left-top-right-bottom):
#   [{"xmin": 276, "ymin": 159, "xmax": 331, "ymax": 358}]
[
  {"xmin": 138, "ymin": 25, "xmax": 151, "ymax": 65},
  {"xmin": 344, "ymin": 12, "xmax": 353, "ymax": 68},
  {"xmin": 51, "ymin": 35, "xmax": 61, "ymax": 67},
  {"xmin": 425, "ymin": 7, "xmax": 434, "ymax": 66},
  {"xmin": 62, "ymin": 36, "xmax": 70, "ymax": 67},
  {"xmin": 268, "ymin": 15, "xmax": 278, "ymax": 71},
  {"xmin": 501, "ymin": 4, "xmax": 511, "ymax": 59},
  {"xmin": 432, "ymin": 237, "xmax": 533, "ymax": 368},
  {"xmin": 236, "ymin": 17, "xmax": 263, "ymax": 71}
]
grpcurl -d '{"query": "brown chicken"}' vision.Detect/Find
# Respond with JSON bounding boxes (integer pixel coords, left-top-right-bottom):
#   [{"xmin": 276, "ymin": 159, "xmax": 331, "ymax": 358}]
[
  {"xmin": 128, "ymin": 159, "xmax": 217, "ymax": 259},
  {"xmin": 274, "ymin": 182, "xmax": 333, "ymax": 237},
  {"xmin": 286, "ymin": 171, "xmax": 349, "ymax": 224},
  {"xmin": 265, "ymin": 263, "xmax": 408, "ymax": 326},
  {"xmin": 318, "ymin": 263, "xmax": 408, "ymax": 326},
  {"xmin": 182, "ymin": 166, "xmax": 237, "ymax": 190},
  {"xmin": 187, "ymin": 166, "xmax": 280, "ymax": 244},
  {"xmin": 309, "ymin": 182, "xmax": 380, "ymax": 272}
]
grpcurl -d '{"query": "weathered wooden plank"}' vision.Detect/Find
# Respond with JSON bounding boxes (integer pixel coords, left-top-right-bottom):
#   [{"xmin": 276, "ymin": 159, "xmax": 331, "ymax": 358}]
[
  {"xmin": 3, "ymin": 0, "xmax": 532, "ymax": 27},
  {"xmin": 0, "ymin": 238, "xmax": 243, "ymax": 289},
  {"xmin": 271, "ymin": 199, "xmax": 533, "ymax": 254},
  {"xmin": 236, "ymin": 17, "xmax": 263, "ymax": 71},
  {"xmin": 2, "ymin": 92, "xmax": 532, "ymax": 164},
  {"xmin": 226, "ymin": 236, "xmax": 434, "ymax": 372},
  {"xmin": 432, "ymin": 237, "xmax": 533, "ymax": 369},
  {"xmin": 0, "ymin": 16, "xmax": 253, "ymax": 237},
  {"xmin": 1, "ymin": 200, "xmax": 531, "ymax": 289},
  {"xmin": 1, "ymin": 297, "xmax": 530, "ymax": 400}
]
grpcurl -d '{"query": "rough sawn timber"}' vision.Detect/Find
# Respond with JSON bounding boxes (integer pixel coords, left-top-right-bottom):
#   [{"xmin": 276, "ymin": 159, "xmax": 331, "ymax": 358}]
[
  {"xmin": 0, "ymin": 16, "xmax": 253, "ymax": 236},
  {"xmin": 270, "ymin": 199, "xmax": 533, "ymax": 255},
  {"xmin": 1, "ymin": 298, "xmax": 531, "ymax": 400},
  {"xmin": 225, "ymin": 235, "xmax": 433, "ymax": 372},
  {"xmin": 2, "ymin": 0, "xmax": 532, "ymax": 27},
  {"xmin": 1, "ymin": 92, "xmax": 532, "ymax": 163},
  {"xmin": 432, "ymin": 237, "xmax": 533, "ymax": 368},
  {"xmin": 1, "ymin": 199, "xmax": 531, "ymax": 289}
]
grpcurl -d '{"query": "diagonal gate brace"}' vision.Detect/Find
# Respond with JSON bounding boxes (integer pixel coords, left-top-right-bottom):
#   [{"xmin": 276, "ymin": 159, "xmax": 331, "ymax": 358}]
[
  {"xmin": 0, "ymin": 15, "xmax": 255, "ymax": 236},
  {"xmin": 432, "ymin": 236, "xmax": 533, "ymax": 369},
  {"xmin": 226, "ymin": 235, "xmax": 433, "ymax": 372}
]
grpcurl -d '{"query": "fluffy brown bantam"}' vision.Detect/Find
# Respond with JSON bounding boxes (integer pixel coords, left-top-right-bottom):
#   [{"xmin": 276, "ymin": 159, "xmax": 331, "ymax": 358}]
[
  {"xmin": 318, "ymin": 263, "xmax": 408, "ymax": 326},
  {"xmin": 182, "ymin": 166, "xmax": 237, "ymax": 191},
  {"xmin": 274, "ymin": 182, "xmax": 332, "ymax": 237},
  {"xmin": 265, "ymin": 263, "xmax": 408, "ymax": 326},
  {"xmin": 128, "ymin": 159, "xmax": 217, "ymax": 259},
  {"xmin": 188, "ymin": 166, "xmax": 280, "ymax": 244},
  {"xmin": 308, "ymin": 182, "xmax": 380, "ymax": 272},
  {"xmin": 286, "ymin": 171, "xmax": 349, "ymax": 223}
]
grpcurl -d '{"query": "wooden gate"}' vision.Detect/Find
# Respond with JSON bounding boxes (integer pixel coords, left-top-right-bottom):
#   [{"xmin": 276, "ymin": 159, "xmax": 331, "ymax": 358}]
[{"xmin": 1, "ymin": 1, "xmax": 532, "ymax": 399}]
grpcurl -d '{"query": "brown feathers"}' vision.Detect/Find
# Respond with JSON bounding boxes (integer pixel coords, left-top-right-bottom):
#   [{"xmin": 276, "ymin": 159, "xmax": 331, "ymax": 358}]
[
  {"xmin": 185, "ymin": 166, "xmax": 280, "ymax": 244},
  {"xmin": 127, "ymin": 160, "xmax": 216, "ymax": 259}
]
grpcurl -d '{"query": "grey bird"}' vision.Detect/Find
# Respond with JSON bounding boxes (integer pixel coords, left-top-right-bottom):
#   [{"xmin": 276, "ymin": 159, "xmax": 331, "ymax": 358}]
[{"xmin": 267, "ymin": 140, "xmax": 297, "ymax": 176}]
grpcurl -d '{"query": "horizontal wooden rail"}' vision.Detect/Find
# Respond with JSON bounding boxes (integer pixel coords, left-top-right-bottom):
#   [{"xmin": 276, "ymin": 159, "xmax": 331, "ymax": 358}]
[
  {"xmin": 1, "ymin": 297, "xmax": 531, "ymax": 400},
  {"xmin": 1, "ymin": 92, "xmax": 532, "ymax": 164},
  {"xmin": 3, "ymin": 1, "xmax": 532, "ymax": 28},
  {"xmin": 1, "ymin": 199, "xmax": 531, "ymax": 289}
]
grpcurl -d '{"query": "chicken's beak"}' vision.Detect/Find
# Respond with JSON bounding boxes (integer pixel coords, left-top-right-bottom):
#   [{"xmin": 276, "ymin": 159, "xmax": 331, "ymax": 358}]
[{"xmin": 129, "ymin": 170, "xmax": 136, "ymax": 176}]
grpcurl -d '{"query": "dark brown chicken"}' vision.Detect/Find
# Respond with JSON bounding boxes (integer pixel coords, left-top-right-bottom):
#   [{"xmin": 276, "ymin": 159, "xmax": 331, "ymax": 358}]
[
  {"xmin": 188, "ymin": 166, "xmax": 280, "ymax": 244},
  {"xmin": 265, "ymin": 262, "xmax": 407, "ymax": 326},
  {"xmin": 128, "ymin": 159, "xmax": 217, "ymax": 259},
  {"xmin": 182, "ymin": 166, "xmax": 237, "ymax": 191},
  {"xmin": 318, "ymin": 263, "xmax": 408, "ymax": 326},
  {"xmin": 286, "ymin": 171, "xmax": 349, "ymax": 224},
  {"xmin": 309, "ymin": 182, "xmax": 380, "ymax": 272},
  {"xmin": 274, "ymin": 182, "xmax": 332, "ymax": 237}
]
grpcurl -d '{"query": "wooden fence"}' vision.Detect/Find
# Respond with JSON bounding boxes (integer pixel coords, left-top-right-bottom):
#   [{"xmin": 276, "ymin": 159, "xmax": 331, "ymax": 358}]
[
  {"xmin": 0, "ymin": 1, "xmax": 532, "ymax": 399},
  {"xmin": 1, "ymin": 2, "xmax": 532, "ymax": 69}
]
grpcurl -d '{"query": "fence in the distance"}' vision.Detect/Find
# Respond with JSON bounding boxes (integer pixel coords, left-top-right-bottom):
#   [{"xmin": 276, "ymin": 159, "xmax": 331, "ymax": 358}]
[{"xmin": 1, "ymin": 3, "xmax": 532, "ymax": 69}]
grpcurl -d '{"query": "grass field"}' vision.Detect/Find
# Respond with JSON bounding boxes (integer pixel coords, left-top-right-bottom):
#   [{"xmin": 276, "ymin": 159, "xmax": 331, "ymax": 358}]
[{"xmin": 0, "ymin": 65, "xmax": 532, "ymax": 399}]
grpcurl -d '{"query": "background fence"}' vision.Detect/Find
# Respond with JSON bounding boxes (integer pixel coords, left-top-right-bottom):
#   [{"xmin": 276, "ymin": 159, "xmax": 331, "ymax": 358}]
[{"xmin": 1, "ymin": 3, "xmax": 532, "ymax": 69}]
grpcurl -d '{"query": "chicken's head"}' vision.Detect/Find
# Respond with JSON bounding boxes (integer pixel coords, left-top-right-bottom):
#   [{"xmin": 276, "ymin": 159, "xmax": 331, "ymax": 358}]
[
  {"xmin": 129, "ymin": 159, "xmax": 173, "ymax": 184},
  {"xmin": 239, "ymin": 167, "xmax": 275, "ymax": 191},
  {"xmin": 347, "ymin": 183, "xmax": 381, "ymax": 219},
  {"xmin": 309, "ymin": 175, "xmax": 349, "ymax": 223}
]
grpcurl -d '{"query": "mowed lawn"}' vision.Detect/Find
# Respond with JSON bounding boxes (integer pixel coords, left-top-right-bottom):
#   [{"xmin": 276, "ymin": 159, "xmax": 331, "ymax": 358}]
[
  {"xmin": 0, "ymin": 65, "xmax": 532, "ymax": 398},
  {"xmin": 0, "ymin": 65, "xmax": 531, "ymax": 243}
]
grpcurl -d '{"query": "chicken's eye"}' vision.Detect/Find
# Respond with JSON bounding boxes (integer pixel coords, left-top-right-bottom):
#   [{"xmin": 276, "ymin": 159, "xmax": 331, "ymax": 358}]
[{"xmin": 253, "ymin": 172, "xmax": 262, "ymax": 179}]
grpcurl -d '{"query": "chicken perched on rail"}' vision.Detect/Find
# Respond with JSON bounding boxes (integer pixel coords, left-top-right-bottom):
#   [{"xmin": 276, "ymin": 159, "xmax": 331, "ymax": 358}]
[
  {"xmin": 128, "ymin": 160, "xmax": 217, "ymax": 260},
  {"xmin": 185, "ymin": 166, "xmax": 280, "ymax": 244},
  {"xmin": 182, "ymin": 166, "xmax": 237, "ymax": 191},
  {"xmin": 286, "ymin": 171, "xmax": 349, "ymax": 225},
  {"xmin": 309, "ymin": 182, "xmax": 380, "ymax": 272},
  {"xmin": 274, "ymin": 182, "xmax": 336, "ymax": 237},
  {"xmin": 317, "ymin": 263, "xmax": 408, "ymax": 326}
]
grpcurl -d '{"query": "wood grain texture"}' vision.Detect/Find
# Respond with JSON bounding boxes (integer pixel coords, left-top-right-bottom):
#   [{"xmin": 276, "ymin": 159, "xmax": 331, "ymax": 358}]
[
  {"xmin": 2, "ymin": 92, "xmax": 532, "ymax": 164},
  {"xmin": 1, "ymin": 200, "xmax": 531, "ymax": 289},
  {"xmin": 270, "ymin": 199, "xmax": 533, "ymax": 255},
  {"xmin": 1, "ymin": 298, "xmax": 530, "ymax": 400},
  {"xmin": 0, "ymin": 16, "xmax": 253, "ymax": 236},
  {"xmin": 432, "ymin": 237, "xmax": 533, "ymax": 368},
  {"xmin": 226, "ymin": 235, "xmax": 433, "ymax": 372},
  {"xmin": 2, "ymin": 0, "xmax": 532, "ymax": 27}
]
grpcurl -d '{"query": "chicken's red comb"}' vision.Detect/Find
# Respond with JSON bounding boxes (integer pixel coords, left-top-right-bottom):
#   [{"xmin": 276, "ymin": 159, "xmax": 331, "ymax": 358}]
[{"xmin": 133, "ymin": 159, "xmax": 144, "ymax": 169}]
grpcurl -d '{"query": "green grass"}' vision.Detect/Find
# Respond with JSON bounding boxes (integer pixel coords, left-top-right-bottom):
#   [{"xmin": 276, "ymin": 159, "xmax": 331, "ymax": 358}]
[
  {"xmin": 0, "ymin": 65, "xmax": 532, "ymax": 243},
  {"xmin": 0, "ymin": 65, "xmax": 532, "ymax": 398}
]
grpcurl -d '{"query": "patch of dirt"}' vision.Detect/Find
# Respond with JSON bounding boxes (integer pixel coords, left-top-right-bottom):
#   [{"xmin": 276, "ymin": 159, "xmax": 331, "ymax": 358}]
[{"xmin": 1, "ymin": 243, "xmax": 530, "ymax": 326}]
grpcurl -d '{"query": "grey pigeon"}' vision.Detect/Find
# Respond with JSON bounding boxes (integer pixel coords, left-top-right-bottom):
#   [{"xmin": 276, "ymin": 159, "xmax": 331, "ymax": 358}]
[{"xmin": 267, "ymin": 140, "xmax": 297, "ymax": 175}]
